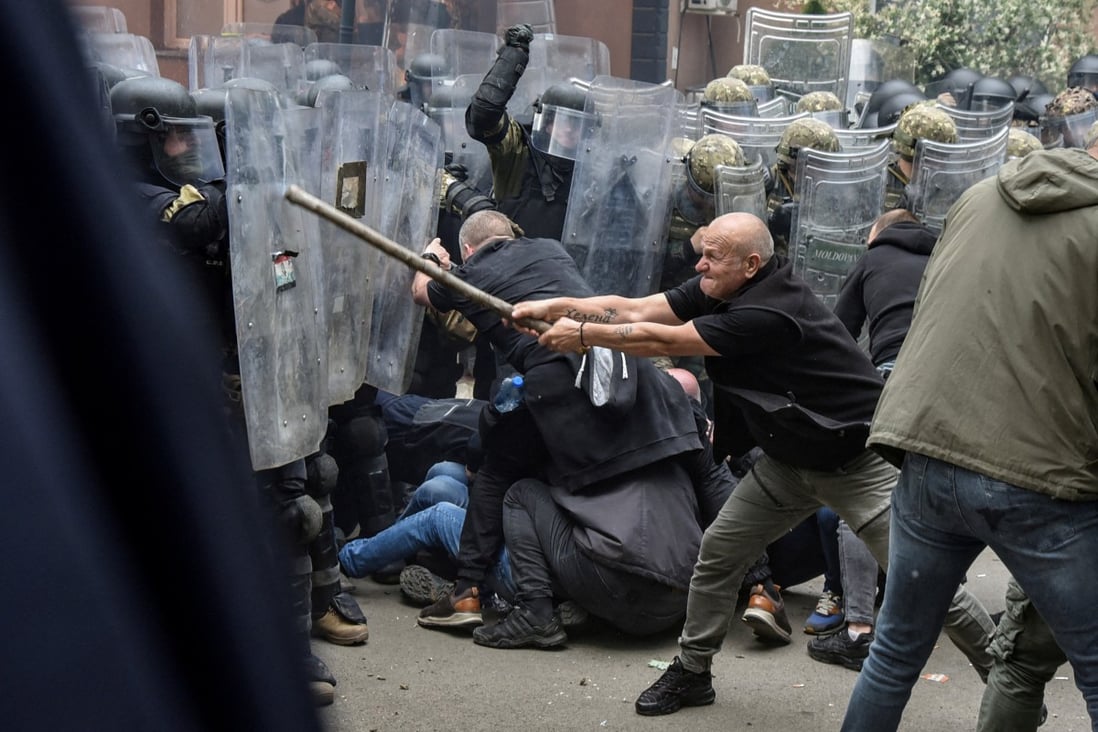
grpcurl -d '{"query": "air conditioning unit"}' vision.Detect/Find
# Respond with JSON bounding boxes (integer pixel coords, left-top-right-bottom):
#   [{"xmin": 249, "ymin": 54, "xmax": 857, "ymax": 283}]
[{"xmin": 685, "ymin": 0, "xmax": 738, "ymax": 15}]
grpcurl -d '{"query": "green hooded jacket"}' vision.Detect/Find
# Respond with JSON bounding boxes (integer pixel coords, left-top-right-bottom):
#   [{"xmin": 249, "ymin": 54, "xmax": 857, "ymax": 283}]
[{"xmin": 868, "ymin": 148, "xmax": 1098, "ymax": 500}]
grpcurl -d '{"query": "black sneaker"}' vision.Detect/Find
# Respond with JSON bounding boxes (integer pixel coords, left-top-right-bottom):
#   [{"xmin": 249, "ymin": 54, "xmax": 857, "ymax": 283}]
[
  {"xmin": 471, "ymin": 606, "xmax": 566, "ymax": 649},
  {"xmin": 634, "ymin": 656, "xmax": 715, "ymax": 716},
  {"xmin": 807, "ymin": 629, "xmax": 874, "ymax": 671},
  {"xmin": 417, "ymin": 586, "xmax": 482, "ymax": 629}
]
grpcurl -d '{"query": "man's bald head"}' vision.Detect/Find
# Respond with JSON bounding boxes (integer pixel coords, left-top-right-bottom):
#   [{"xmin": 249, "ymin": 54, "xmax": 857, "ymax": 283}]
[
  {"xmin": 459, "ymin": 210, "xmax": 519, "ymax": 252},
  {"xmin": 665, "ymin": 367, "xmax": 702, "ymax": 403},
  {"xmin": 706, "ymin": 212, "xmax": 774, "ymax": 263}
]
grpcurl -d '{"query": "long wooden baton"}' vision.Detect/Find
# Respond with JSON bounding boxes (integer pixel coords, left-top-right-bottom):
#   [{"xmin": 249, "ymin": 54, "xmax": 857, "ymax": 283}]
[{"xmin": 284, "ymin": 184, "xmax": 550, "ymax": 335}]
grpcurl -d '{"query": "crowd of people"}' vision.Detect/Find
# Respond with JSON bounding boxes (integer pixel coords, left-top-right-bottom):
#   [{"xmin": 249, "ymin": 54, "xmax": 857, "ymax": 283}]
[{"xmin": 63, "ymin": 4, "xmax": 1098, "ymax": 730}]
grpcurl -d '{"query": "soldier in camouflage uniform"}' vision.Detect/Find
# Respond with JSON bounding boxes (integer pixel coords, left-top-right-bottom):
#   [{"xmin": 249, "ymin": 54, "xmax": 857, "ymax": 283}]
[
  {"xmin": 1042, "ymin": 86, "xmax": 1098, "ymax": 148},
  {"xmin": 884, "ymin": 102, "xmax": 958, "ymax": 211},
  {"xmin": 766, "ymin": 117, "xmax": 841, "ymax": 256},
  {"xmin": 700, "ymin": 76, "xmax": 758, "ymax": 115},
  {"xmin": 726, "ymin": 63, "xmax": 774, "ymax": 103}
]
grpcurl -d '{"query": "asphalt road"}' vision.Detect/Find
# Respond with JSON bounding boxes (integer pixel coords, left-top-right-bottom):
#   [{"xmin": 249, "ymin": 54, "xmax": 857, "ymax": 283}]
[{"xmin": 314, "ymin": 548, "xmax": 1089, "ymax": 732}]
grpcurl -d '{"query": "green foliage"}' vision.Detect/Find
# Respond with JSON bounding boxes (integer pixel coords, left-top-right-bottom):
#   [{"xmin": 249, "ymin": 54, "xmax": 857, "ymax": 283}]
[{"xmin": 778, "ymin": 0, "xmax": 1097, "ymax": 90}]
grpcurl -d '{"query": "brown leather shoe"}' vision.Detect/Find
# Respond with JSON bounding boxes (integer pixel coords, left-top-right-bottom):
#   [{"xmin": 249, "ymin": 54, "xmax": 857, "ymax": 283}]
[
  {"xmin": 741, "ymin": 584, "xmax": 792, "ymax": 644},
  {"xmin": 312, "ymin": 607, "xmax": 369, "ymax": 646},
  {"xmin": 417, "ymin": 586, "xmax": 482, "ymax": 628}
]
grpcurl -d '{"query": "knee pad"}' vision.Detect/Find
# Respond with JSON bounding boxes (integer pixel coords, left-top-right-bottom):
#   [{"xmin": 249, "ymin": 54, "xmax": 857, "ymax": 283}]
[
  {"xmin": 306, "ymin": 453, "xmax": 339, "ymax": 499},
  {"xmin": 280, "ymin": 494, "xmax": 323, "ymax": 546}
]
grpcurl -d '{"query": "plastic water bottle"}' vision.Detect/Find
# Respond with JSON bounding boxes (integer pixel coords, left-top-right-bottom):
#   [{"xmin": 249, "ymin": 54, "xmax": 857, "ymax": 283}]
[{"xmin": 493, "ymin": 375, "xmax": 525, "ymax": 413}]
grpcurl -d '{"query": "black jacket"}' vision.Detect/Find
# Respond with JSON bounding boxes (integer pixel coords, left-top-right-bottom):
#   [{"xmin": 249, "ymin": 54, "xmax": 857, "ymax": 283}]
[{"xmin": 833, "ymin": 220, "xmax": 936, "ymax": 366}]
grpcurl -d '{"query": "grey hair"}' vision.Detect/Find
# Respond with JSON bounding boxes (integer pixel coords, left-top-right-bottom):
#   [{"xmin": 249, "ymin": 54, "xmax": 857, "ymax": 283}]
[{"xmin": 458, "ymin": 210, "xmax": 517, "ymax": 252}]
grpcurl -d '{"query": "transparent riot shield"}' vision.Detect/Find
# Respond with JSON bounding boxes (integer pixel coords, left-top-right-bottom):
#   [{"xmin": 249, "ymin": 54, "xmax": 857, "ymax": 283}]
[
  {"xmin": 361, "ymin": 101, "xmax": 443, "ymax": 394},
  {"xmin": 194, "ymin": 35, "xmax": 306, "ymax": 94},
  {"xmin": 845, "ymin": 38, "xmax": 915, "ymax": 124},
  {"xmin": 225, "ymin": 88, "xmax": 328, "ymax": 470},
  {"xmin": 384, "ymin": 0, "xmax": 495, "ymax": 72},
  {"xmin": 429, "ymin": 28, "xmax": 498, "ymax": 85},
  {"xmin": 71, "ymin": 6, "xmax": 128, "ymax": 34},
  {"xmin": 509, "ymin": 34, "xmax": 611, "ymax": 126},
  {"xmin": 701, "ymin": 109, "xmax": 809, "ymax": 170},
  {"xmin": 714, "ymin": 160, "xmax": 768, "ymax": 221},
  {"xmin": 303, "ymin": 43, "xmax": 401, "ymax": 97},
  {"xmin": 790, "ymin": 141, "xmax": 890, "ymax": 308},
  {"xmin": 743, "ymin": 8, "xmax": 853, "ymax": 103},
  {"xmin": 83, "ymin": 32, "xmax": 160, "ymax": 76},
  {"xmin": 426, "ymin": 76, "xmax": 493, "ymax": 194},
  {"xmin": 315, "ymin": 90, "xmax": 393, "ymax": 406},
  {"xmin": 908, "ymin": 127, "xmax": 1008, "ymax": 235},
  {"xmin": 941, "ymin": 103, "xmax": 1014, "ymax": 142},
  {"xmin": 561, "ymin": 77, "xmax": 680, "ymax": 297},
  {"xmin": 757, "ymin": 97, "xmax": 790, "ymax": 118}
]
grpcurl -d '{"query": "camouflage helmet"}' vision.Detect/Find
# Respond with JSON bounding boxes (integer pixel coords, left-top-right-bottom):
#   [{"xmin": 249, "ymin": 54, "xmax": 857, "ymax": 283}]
[
  {"xmin": 702, "ymin": 76, "xmax": 755, "ymax": 105},
  {"xmin": 727, "ymin": 64, "xmax": 771, "ymax": 86},
  {"xmin": 775, "ymin": 117, "xmax": 840, "ymax": 166},
  {"xmin": 686, "ymin": 133, "xmax": 746, "ymax": 193},
  {"xmin": 1044, "ymin": 86, "xmax": 1098, "ymax": 120},
  {"xmin": 892, "ymin": 104, "xmax": 958, "ymax": 159},
  {"xmin": 1006, "ymin": 128, "xmax": 1043, "ymax": 159},
  {"xmin": 796, "ymin": 91, "xmax": 843, "ymax": 114}
]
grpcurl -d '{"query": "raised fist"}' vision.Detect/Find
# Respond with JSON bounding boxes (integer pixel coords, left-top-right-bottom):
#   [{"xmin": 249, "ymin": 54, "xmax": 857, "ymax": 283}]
[{"xmin": 504, "ymin": 23, "xmax": 534, "ymax": 52}]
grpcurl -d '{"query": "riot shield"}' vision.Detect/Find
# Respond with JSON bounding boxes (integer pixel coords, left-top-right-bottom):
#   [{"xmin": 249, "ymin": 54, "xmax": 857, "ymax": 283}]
[
  {"xmin": 714, "ymin": 160, "xmax": 768, "ymax": 221},
  {"xmin": 701, "ymin": 109, "xmax": 809, "ymax": 170},
  {"xmin": 757, "ymin": 97, "xmax": 790, "ymax": 118},
  {"xmin": 908, "ymin": 126, "xmax": 1008, "ymax": 234},
  {"xmin": 225, "ymin": 88, "xmax": 328, "ymax": 470},
  {"xmin": 304, "ymin": 42, "xmax": 401, "ymax": 97},
  {"xmin": 561, "ymin": 77, "xmax": 679, "ymax": 297},
  {"xmin": 83, "ymin": 32, "xmax": 160, "ymax": 77},
  {"xmin": 426, "ymin": 76, "xmax": 493, "ymax": 194},
  {"xmin": 509, "ymin": 34, "xmax": 611, "ymax": 126},
  {"xmin": 316, "ymin": 90, "xmax": 392, "ymax": 406},
  {"xmin": 71, "ymin": 6, "xmax": 127, "ymax": 33},
  {"xmin": 362, "ymin": 101, "xmax": 444, "ymax": 394},
  {"xmin": 941, "ymin": 103, "xmax": 1014, "ymax": 141},
  {"xmin": 789, "ymin": 141, "xmax": 890, "ymax": 308},
  {"xmin": 845, "ymin": 38, "xmax": 915, "ymax": 123},
  {"xmin": 193, "ymin": 35, "xmax": 306, "ymax": 94},
  {"xmin": 743, "ymin": 8, "xmax": 853, "ymax": 103},
  {"xmin": 429, "ymin": 27, "xmax": 497, "ymax": 86},
  {"xmin": 383, "ymin": 0, "xmax": 496, "ymax": 71}
]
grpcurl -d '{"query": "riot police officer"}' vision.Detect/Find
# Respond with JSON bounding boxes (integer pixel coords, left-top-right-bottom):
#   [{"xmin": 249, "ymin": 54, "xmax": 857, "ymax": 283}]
[
  {"xmin": 885, "ymin": 102, "xmax": 959, "ymax": 211},
  {"xmin": 465, "ymin": 23, "xmax": 591, "ymax": 240},
  {"xmin": 700, "ymin": 76, "xmax": 759, "ymax": 116}
]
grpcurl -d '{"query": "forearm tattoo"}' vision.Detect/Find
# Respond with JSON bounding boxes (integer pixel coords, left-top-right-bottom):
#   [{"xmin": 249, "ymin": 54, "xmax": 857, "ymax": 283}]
[
  {"xmin": 614, "ymin": 325, "xmax": 633, "ymax": 341},
  {"xmin": 565, "ymin": 307, "xmax": 617, "ymax": 324}
]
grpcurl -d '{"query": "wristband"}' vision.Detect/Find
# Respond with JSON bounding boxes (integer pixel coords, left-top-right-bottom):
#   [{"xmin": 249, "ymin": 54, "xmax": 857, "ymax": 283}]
[
  {"xmin": 579, "ymin": 321, "xmax": 588, "ymax": 348},
  {"xmin": 421, "ymin": 251, "xmax": 442, "ymax": 266}
]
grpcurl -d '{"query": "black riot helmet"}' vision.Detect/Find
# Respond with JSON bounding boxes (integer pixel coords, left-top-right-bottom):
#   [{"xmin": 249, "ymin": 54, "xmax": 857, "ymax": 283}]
[
  {"xmin": 858, "ymin": 78, "xmax": 923, "ymax": 128},
  {"xmin": 530, "ymin": 82, "xmax": 592, "ymax": 161},
  {"xmin": 1007, "ymin": 74, "xmax": 1049, "ymax": 102},
  {"xmin": 305, "ymin": 58, "xmax": 343, "ymax": 81},
  {"xmin": 405, "ymin": 52, "xmax": 450, "ymax": 111},
  {"xmin": 111, "ymin": 76, "xmax": 225, "ymax": 187},
  {"xmin": 966, "ymin": 76, "xmax": 1016, "ymax": 111},
  {"xmin": 924, "ymin": 67, "xmax": 983, "ymax": 103},
  {"xmin": 873, "ymin": 89, "xmax": 927, "ymax": 128},
  {"xmin": 305, "ymin": 73, "xmax": 357, "ymax": 107},
  {"xmin": 1067, "ymin": 54, "xmax": 1098, "ymax": 93}
]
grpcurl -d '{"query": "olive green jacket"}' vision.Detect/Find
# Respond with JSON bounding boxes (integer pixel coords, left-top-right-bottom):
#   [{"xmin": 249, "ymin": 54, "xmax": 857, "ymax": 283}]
[{"xmin": 869, "ymin": 148, "xmax": 1098, "ymax": 500}]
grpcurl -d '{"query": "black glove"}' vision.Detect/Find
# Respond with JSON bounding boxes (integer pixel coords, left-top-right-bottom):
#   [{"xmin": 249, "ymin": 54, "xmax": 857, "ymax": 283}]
[
  {"xmin": 444, "ymin": 162, "xmax": 469, "ymax": 182},
  {"xmin": 504, "ymin": 23, "xmax": 534, "ymax": 52},
  {"xmin": 768, "ymin": 200, "xmax": 796, "ymax": 241}
]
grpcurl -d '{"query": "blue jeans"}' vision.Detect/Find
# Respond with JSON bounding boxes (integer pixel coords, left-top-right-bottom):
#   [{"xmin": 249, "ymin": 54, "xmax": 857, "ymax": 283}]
[
  {"xmin": 842, "ymin": 453, "xmax": 1098, "ymax": 731},
  {"xmin": 338, "ymin": 462, "xmax": 514, "ymax": 598}
]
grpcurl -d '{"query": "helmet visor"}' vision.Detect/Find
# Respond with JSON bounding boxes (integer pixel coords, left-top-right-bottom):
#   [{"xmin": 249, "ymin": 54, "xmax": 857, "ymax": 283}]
[
  {"xmin": 1044, "ymin": 108, "xmax": 1098, "ymax": 148},
  {"xmin": 530, "ymin": 105, "xmax": 592, "ymax": 161},
  {"xmin": 150, "ymin": 116, "xmax": 225, "ymax": 186}
]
